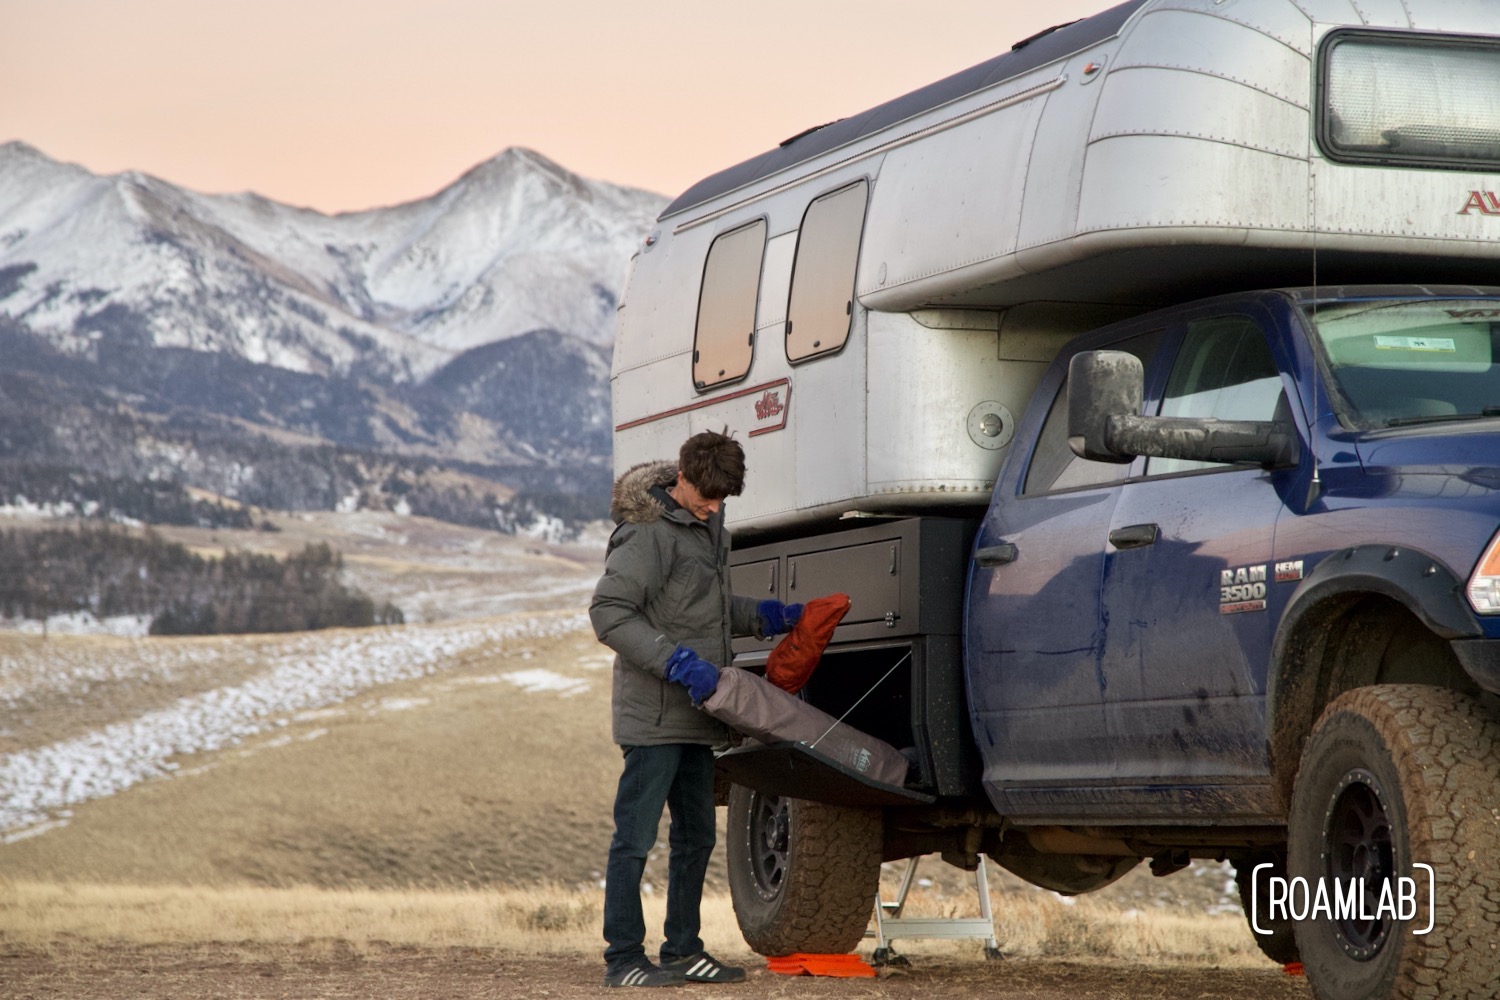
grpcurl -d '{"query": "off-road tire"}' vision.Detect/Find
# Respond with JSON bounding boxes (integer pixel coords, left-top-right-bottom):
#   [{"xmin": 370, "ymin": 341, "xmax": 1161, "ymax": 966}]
[
  {"xmin": 1234, "ymin": 848, "xmax": 1300, "ymax": 965},
  {"xmin": 1288, "ymin": 685, "xmax": 1500, "ymax": 1000},
  {"xmin": 726, "ymin": 784, "xmax": 882, "ymax": 956}
]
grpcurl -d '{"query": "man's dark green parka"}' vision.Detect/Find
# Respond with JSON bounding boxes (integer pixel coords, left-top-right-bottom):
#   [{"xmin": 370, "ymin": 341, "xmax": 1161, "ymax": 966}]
[{"xmin": 590, "ymin": 460, "xmax": 763, "ymax": 746}]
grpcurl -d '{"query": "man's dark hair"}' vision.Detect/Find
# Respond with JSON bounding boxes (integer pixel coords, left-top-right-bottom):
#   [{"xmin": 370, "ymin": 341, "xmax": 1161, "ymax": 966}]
[{"xmin": 679, "ymin": 429, "xmax": 746, "ymax": 499}]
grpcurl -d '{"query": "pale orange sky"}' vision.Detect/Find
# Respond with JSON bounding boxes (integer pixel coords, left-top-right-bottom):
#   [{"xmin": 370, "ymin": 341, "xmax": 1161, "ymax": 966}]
[{"xmin": 3, "ymin": 0, "xmax": 1118, "ymax": 213}]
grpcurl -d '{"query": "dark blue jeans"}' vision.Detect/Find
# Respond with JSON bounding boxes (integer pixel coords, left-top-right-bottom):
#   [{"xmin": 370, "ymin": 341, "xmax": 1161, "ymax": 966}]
[{"xmin": 603, "ymin": 743, "xmax": 716, "ymax": 971}]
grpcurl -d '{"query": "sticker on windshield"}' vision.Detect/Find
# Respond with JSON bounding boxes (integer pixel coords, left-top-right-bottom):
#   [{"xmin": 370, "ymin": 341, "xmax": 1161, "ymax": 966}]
[{"xmin": 1374, "ymin": 336, "xmax": 1457, "ymax": 352}]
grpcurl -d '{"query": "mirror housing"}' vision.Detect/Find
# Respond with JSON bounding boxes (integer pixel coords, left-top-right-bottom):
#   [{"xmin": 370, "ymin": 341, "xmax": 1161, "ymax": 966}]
[
  {"xmin": 1067, "ymin": 351, "xmax": 1143, "ymax": 463},
  {"xmin": 1067, "ymin": 350, "xmax": 1300, "ymax": 469}
]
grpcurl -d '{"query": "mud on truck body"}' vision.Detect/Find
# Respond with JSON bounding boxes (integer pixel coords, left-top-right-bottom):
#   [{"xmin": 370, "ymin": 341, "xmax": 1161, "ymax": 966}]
[{"xmin": 611, "ymin": 2, "xmax": 1500, "ymax": 996}]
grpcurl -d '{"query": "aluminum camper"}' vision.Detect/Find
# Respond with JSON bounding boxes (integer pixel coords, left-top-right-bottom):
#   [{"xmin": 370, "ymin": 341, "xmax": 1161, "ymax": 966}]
[{"xmin": 614, "ymin": 0, "xmax": 1500, "ymax": 536}]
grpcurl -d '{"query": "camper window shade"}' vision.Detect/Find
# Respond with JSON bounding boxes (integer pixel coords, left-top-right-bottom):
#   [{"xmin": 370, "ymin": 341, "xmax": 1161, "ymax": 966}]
[
  {"xmin": 786, "ymin": 181, "xmax": 868, "ymax": 363},
  {"xmin": 693, "ymin": 220, "xmax": 766, "ymax": 391},
  {"xmin": 1319, "ymin": 29, "xmax": 1500, "ymax": 170}
]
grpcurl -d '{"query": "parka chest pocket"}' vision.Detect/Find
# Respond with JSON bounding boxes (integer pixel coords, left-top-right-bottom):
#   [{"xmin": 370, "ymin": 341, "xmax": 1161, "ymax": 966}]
[{"xmin": 655, "ymin": 550, "xmax": 721, "ymax": 626}]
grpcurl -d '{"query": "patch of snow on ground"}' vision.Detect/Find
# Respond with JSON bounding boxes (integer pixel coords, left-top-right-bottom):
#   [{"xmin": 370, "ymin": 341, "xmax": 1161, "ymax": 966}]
[
  {"xmin": 0, "ymin": 636, "xmax": 224, "ymax": 709},
  {"xmin": 576, "ymin": 653, "xmax": 614, "ymax": 670},
  {"xmin": 376, "ymin": 697, "xmax": 430, "ymax": 713},
  {"xmin": 0, "ymin": 499, "xmax": 88, "ymax": 519},
  {"xmin": 3, "ymin": 613, "xmax": 152, "ymax": 637},
  {"xmin": 2, "ymin": 817, "xmax": 69, "ymax": 844},
  {"xmin": 500, "ymin": 668, "xmax": 589, "ymax": 697},
  {"xmin": 0, "ymin": 612, "xmax": 589, "ymax": 833}
]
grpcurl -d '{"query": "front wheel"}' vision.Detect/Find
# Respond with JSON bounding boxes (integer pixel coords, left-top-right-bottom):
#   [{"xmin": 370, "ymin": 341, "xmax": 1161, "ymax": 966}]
[
  {"xmin": 726, "ymin": 784, "xmax": 882, "ymax": 956},
  {"xmin": 1288, "ymin": 685, "xmax": 1500, "ymax": 1000}
]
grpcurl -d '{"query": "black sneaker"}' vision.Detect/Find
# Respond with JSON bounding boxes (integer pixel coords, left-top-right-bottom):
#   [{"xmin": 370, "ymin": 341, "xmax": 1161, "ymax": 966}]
[
  {"xmin": 604, "ymin": 958, "xmax": 686, "ymax": 988},
  {"xmin": 660, "ymin": 951, "xmax": 745, "ymax": 984}
]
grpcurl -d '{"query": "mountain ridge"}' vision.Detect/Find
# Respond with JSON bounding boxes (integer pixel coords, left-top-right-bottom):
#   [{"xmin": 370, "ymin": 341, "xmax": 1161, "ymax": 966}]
[
  {"xmin": 0, "ymin": 143, "xmax": 666, "ymax": 535},
  {"xmin": 0, "ymin": 140, "xmax": 662, "ymax": 377}
]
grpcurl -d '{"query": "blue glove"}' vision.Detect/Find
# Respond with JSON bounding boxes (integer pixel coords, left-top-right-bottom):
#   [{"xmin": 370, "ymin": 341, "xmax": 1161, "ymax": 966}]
[
  {"xmin": 665, "ymin": 645, "xmax": 720, "ymax": 706},
  {"xmin": 758, "ymin": 600, "xmax": 804, "ymax": 636}
]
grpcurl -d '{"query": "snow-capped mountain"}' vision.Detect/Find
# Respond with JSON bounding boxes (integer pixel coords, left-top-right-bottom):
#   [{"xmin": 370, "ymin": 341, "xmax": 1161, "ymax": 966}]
[
  {"xmin": 0, "ymin": 141, "xmax": 662, "ymax": 379},
  {"xmin": 0, "ymin": 142, "xmax": 667, "ymax": 533}
]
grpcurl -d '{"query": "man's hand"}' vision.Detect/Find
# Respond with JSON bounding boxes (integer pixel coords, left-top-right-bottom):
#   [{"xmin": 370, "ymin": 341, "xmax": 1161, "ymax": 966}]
[
  {"xmin": 665, "ymin": 645, "xmax": 720, "ymax": 706},
  {"xmin": 757, "ymin": 600, "xmax": 804, "ymax": 636}
]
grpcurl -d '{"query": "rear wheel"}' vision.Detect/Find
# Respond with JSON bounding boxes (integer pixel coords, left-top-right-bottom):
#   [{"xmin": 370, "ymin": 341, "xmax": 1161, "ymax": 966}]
[
  {"xmin": 726, "ymin": 784, "xmax": 882, "ymax": 956},
  {"xmin": 1288, "ymin": 685, "xmax": 1500, "ymax": 1000}
]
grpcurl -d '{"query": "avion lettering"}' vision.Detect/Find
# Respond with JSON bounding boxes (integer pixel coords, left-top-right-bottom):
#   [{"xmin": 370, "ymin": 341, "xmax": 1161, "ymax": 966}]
[{"xmin": 1458, "ymin": 191, "xmax": 1500, "ymax": 216}]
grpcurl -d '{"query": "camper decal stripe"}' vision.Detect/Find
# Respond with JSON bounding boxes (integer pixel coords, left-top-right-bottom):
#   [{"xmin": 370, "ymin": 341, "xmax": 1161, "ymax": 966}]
[{"xmin": 615, "ymin": 377, "xmax": 792, "ymax": 437}]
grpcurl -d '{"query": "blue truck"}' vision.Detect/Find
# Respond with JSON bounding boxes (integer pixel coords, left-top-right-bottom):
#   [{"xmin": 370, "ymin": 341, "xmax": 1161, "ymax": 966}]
[{"xmin": 611, "ymin": 4, "xmax": 1500, "ymax": 997}]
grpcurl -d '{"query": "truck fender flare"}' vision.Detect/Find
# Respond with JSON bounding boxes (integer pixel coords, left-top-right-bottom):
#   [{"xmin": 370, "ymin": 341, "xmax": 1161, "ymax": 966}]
[{"xmin": 1266, "ymin": 544, "xmax": 1477, "ymax": 799}]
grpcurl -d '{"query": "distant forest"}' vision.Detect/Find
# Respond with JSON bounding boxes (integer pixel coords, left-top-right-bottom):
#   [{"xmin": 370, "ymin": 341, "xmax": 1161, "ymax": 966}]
[
  {"xmin": 0, "ymin": 461, "xmax": 255, "ymax": 530},
  {"xmin": 0, "ymin": 526, "xmax": 403, "ymax": 635}
]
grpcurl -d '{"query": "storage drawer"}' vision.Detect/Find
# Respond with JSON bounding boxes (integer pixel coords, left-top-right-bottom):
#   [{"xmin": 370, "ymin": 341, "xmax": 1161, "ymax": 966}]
[
  {"xmin": 731, "ymin": 517, "xmax": 975, "ymax": 655},
  {"xmin": 788, "ymin": 539, "xmax": 901, "ymax": 627}
]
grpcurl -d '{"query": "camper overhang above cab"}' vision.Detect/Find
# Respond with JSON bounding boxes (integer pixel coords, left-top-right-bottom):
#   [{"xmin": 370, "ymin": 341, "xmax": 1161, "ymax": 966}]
[{"xmin": 613, "ymin": 0, "xmax": 1500, "ymax": 538}]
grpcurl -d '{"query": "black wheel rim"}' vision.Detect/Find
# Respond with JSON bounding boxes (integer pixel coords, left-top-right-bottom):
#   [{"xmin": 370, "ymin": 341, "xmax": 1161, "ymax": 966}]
[
  {"xmin": 748, "ymin": 793, "xmax": 789, "ymax": 900},
  {"xmin": 1323, "ymin": 768, "xmax": 1396, "ymax": 960}
]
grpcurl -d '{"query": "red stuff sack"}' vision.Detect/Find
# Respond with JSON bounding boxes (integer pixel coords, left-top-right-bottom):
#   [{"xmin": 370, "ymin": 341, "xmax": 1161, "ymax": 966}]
[{"xmin": 765, "ymin": 593, "xmax": 852, "ymax": 694}]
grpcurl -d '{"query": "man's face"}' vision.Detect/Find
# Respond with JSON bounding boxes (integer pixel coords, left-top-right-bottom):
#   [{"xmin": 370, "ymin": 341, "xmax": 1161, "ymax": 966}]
[{"xmin": 671, "ymin": 474, "xmax": 723, "ymax": 521}]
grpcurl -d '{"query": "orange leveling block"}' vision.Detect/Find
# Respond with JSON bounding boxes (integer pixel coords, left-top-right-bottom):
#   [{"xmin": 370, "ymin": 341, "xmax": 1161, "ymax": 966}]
[{"xmin": 766, "ymin": 953, "xmax": 877, "ymax": 978}]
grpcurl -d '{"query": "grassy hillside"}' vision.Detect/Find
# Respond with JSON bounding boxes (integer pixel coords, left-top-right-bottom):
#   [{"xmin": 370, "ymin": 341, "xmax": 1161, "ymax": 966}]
[{"xmin": 0, "ymin": 511, "xmax": 1270, "ymax": 971}]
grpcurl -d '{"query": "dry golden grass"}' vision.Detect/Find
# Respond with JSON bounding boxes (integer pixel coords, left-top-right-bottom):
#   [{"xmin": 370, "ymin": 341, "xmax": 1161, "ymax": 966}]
[
  {"xmin": 0, "ymin": 881, "xmax": 745, "ymax": 959},
  {"xmin": 0, "ymin": 878, "xmax": 1266, "ymax": 967}
]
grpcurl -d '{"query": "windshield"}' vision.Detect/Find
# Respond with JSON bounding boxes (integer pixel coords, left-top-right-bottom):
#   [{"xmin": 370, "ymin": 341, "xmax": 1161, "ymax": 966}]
[{"xmin": 1305, "ymin": 298, "xmax": 1500, "ymax": 428}]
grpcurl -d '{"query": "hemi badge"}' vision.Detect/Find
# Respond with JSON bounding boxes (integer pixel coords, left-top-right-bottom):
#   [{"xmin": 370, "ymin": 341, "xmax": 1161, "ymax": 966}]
[{"xmin": 1275, "ymin": 560, "xmax": 1304, "ymax": 583}]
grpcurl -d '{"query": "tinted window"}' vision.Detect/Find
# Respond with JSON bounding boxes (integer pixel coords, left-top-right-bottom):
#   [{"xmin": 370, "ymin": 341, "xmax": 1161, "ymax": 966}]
[
  {"xmin": 694, "ymin": 220, "xmax": 766, "ymax": 390},
  {"xmin": 1023, "ymin": 331, "xmax": 1162, "ymax": 495},
  {"xmin": 1147, "ymin": 316, "xmax": 1281, "ymax": 476},
  {"xmin": 786, "ymin": 181, "xmax": 868, "ymax": 362}
]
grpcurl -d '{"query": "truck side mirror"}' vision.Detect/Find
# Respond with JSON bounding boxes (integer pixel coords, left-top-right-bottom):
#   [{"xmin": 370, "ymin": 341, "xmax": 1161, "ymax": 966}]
[
  {"xmin": 1067, "ymin": 351, "xmax": 1142, "ymax": 464},
  {"xmin": 1066, "ymin": 350, "xmax": 1300, "ymax": 470}
]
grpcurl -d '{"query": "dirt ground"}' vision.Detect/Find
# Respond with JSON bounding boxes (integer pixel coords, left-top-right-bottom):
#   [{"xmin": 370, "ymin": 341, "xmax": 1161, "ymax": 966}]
[{"xmin": 0, "ymin": 943, "xmax": 1314, "ymax": 1000}]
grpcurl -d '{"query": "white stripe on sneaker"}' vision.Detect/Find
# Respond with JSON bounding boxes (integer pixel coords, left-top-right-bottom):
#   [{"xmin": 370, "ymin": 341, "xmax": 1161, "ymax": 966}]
[
  {"xmin": 624, "ymin": 968, "xmax": 644, "ymax": 986},
  {"xmin": 687, "ymin": 959, "xmax": 709, "ymax": 978}
]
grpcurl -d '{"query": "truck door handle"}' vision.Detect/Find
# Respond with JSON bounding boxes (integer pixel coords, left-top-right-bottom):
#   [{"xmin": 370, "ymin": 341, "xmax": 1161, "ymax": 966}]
[
  {"xmin": 975, "ymin": 543, "xmax": 1018, "ymax": 567},
  {"xmin": 1109, "ymin": 524, "xmax": 1160, "ymax": 550}
]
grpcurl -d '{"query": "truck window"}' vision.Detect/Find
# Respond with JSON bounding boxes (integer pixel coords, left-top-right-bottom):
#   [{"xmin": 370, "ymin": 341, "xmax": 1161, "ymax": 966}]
[
  {"xmin": 1318, "ymin": 29, "xmax": 1500, "ymax": 170},
  {"xmin": 1308, "ymin": 297, "xmax": 1500, "ymax": 427},
  {"xmin": 786, "ymin": 181, "xmax": 868, "ymax": 363},
  {"xmin": 1023, "ymin": 331, "xmax": 1162, "ymax": 495},
  {"xmin": 1146, "ymin": 316, "xmax": 1281, "ymax": 476},
  {"xmin": 693, "ymin": 219, "xmax": 767, "ymax": 390}
]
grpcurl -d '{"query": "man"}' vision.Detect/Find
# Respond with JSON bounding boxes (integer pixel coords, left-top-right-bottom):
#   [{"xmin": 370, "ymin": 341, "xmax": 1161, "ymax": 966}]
[{"xmin": 590, "ymin": 430, "xmax": 800, "ymax": 988}]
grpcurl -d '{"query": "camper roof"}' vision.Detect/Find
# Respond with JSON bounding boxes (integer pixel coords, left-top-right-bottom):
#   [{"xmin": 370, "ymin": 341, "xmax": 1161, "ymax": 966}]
[{"xmin": 658, "ymin": 0, "xmax": 1148, "ymax": 221}]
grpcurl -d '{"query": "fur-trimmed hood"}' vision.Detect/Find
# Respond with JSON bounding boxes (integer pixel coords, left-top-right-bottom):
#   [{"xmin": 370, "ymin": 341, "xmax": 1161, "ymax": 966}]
[{"xmin": 610, "ymin": 460, "xmax": 677, "ymax": 524}]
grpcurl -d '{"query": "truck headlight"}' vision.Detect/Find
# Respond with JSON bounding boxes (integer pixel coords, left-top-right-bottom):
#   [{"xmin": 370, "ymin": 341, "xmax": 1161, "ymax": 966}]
[{"xmin": 1467, "ymin": 532, "xmax": 1500, "ymax": 614}]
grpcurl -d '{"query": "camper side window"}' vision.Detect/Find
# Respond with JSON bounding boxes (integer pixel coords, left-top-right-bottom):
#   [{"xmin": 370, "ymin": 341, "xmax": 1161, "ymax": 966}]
[
  {"xmin": 786, "ymin": 180, "xmax": 868, "ymax": 363},
  {"xmin": 694, "ymin": 219, "xmax": 767, "ymax": 391},
  {"xmin": 1318, "ymin": 29, "xmax": 1500, "ymax": 171}
]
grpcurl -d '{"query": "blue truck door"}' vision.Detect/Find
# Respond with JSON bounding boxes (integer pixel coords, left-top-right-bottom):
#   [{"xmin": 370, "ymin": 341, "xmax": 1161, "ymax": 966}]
[
  {"xmin": 967, "ymin": 330, "xmax": 1162, "ymax": 807},
  {"xmin": 1098, "ymin": 313, "xmax": 1291, "ymax": 799}
]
